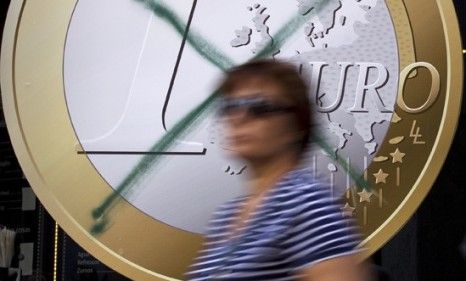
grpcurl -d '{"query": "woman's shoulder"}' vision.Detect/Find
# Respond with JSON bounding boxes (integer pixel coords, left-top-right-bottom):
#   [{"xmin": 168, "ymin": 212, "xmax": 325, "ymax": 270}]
[
  {"xmin": 209, "ymin": 194, "xmax": 247, "ymax": 220},
  {"xmin": 277, "ymin": 168, "xmax": 334, "ymax": 201}
]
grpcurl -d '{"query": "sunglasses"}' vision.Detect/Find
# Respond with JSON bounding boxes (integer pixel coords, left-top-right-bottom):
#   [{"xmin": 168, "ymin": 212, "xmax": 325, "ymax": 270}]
[{"xmin": 217, "ymin": 96, "xmax": 295, "ymax": 118}]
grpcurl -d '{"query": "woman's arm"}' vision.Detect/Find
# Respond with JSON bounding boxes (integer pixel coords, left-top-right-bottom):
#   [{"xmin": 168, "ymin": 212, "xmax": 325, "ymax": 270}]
[
  {"xmin": 281, "ymin": 182, "xmax": 372, "ymax": 281},
  {"xmin": 298, "ymin": 254, "xmax": 372, "ymax": 281}
]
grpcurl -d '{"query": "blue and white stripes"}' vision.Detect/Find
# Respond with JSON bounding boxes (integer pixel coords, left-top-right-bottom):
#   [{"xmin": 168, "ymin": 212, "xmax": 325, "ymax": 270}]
[{"xmin": 187, "ymin": 169, "xmax": 361, "ymax": 280}]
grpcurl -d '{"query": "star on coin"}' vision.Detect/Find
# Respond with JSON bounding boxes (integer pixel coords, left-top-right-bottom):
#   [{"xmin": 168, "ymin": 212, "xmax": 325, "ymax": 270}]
[
  {"xmin": 373, "ymin": 169, "xmax": 389, "ymax": 184},
  {"xmin": 390, "ymin": 148, "xmax": 406, "ymax": 163},
  {"xmin": 358, "ymin": 189, "xmax": 373, "ymax": 203},
  {"xmin": 341, "ymin": 203, "xmax": 355, "ymax": 217}
]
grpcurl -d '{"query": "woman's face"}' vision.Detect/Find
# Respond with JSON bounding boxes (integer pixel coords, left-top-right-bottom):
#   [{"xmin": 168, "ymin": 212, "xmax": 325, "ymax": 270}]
[{"xmin": 220, "ymin": 78, "xmax": 303, "ymax": 162}]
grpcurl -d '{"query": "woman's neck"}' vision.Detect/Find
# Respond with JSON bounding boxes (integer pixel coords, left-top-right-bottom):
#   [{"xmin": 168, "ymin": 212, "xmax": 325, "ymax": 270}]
[{"xmin": 247, "ymin": 152, "xmax": 300, "ymax": 196}]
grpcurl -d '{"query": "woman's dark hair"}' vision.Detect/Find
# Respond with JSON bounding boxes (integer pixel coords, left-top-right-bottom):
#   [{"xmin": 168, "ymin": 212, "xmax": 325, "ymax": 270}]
[{"xmin": 218, "ymin": 59, "xmax": 313, "ymax": 154}]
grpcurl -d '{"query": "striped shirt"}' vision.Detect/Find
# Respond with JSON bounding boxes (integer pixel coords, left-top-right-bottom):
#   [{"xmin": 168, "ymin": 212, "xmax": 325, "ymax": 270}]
[{"xmin": 186, "ymin": 168, "xmax": 361, "ymax": 281}]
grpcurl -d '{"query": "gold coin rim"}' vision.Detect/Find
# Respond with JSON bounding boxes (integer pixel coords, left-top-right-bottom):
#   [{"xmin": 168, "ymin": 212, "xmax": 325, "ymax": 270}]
[{"xmin": 0, "ymin": 0, "xmax": 463, "ymax": 280}]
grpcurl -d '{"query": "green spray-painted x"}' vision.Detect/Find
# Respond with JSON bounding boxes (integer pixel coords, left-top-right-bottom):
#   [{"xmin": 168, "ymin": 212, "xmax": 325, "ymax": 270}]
[{"xmin": 90, "ymin": 0, "xmax": 369, "ymax": 235}]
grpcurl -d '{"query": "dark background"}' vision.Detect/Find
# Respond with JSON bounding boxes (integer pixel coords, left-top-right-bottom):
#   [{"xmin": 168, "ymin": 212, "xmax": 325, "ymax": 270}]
[{"xmin": 0, "ymin": 1, "xmax": 465, "ymax": 280}]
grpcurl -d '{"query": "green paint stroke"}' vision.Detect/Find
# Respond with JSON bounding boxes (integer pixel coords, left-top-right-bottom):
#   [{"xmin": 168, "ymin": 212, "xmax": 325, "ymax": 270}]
[
  {"xmin": 90, "ymin": 0, "xmax": 370, "ymax": 235},
  {"xmin": 90, "ymin": 93, "xmax": 218, "ymax": 234},
  {"xmin": 313, "ymin": 134, "xmax": 370, "ymax": 191},
  {"xmin": 136, "ymin": 0, "xmax": 235, "ymax": 70}
]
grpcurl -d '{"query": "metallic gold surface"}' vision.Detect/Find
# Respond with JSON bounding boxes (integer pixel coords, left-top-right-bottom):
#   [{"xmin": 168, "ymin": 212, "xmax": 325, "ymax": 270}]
[
  {"xmin": 360, "ymin": 0, "xmax": 464, "ymax": 255},
  {"xmin": 0, "ymin": 0, "xmax": 463, "ymax": 280},
  {"xmin": 2, "ymin": 0, "xmax": 199, "ymax": 280},
  {"xmin": 386, "ymin": 0, "xmax": 417, "ymax": 72}
]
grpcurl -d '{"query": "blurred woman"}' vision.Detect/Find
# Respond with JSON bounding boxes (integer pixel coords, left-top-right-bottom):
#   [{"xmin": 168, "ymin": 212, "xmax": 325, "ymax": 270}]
[{"xmin": 187, "ymin": 59, "xmax": 369, "ymax": 281}]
